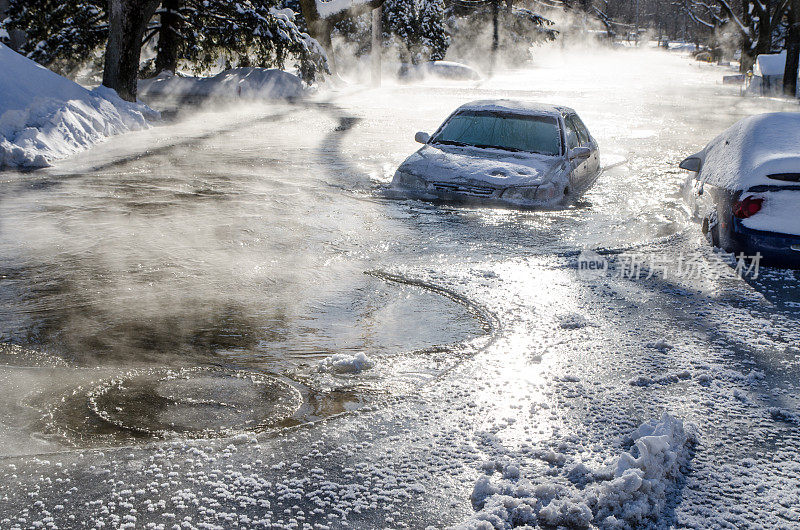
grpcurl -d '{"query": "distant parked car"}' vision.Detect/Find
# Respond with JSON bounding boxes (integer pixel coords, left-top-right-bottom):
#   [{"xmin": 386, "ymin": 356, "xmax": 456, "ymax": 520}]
[
  {"xmin": 391, "ymin": 100, "xmax": 601, "ymax": 208},
  {"xmin": 400, "ymin": 61, "xmax": 482, "ymax": 81},
  {"xmin": 680, "ymin": 113, "xmax": 800, "ymax": 266}
]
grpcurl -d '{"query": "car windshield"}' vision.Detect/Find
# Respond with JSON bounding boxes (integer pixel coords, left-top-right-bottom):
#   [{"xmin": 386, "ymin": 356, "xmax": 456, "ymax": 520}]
[{"xmin": 431, "ymin": 110, "xmax": 561, "ymax": 156}]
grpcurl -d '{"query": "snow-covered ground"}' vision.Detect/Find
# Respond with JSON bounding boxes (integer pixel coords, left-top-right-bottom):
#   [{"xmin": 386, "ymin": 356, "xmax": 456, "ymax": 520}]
[
  {"xmin": 0, "ymin": 44, "xmax": 157, "ymax": 169},
  {"xmin": 1, "ymin": 46, "xmax": 800, "ymax": 529}
]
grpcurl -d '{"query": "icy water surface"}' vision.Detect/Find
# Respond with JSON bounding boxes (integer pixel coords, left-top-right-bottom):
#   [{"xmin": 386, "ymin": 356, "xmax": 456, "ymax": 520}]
[{"xmin": 2, "ymin": 46, "xmax": 800, "ymax": 528}]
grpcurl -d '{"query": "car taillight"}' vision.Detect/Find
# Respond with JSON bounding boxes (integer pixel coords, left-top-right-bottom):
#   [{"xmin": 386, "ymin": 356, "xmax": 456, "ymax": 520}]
[{"xmin": 732, "ymin": 196, "xmax": 763, "ymax": 219}]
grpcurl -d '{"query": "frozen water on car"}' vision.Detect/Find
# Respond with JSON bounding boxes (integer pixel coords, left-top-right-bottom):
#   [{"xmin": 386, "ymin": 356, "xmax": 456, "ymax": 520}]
[{"xmin": 1, "ymin": 45, "xmax": 800, "ymax": 528}]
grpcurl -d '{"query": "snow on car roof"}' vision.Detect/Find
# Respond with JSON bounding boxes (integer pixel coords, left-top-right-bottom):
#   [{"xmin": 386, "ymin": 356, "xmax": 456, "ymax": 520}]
[
  {"xmin": 754, "ymin": 51, "xmax": 789, "ymax": 77},
  {"xmin": 456, "ymin": 99, "xmax": 574, "ymax": 118},
  {"xmin": 696, "ymin": 112, "xmax": 800, "ymax": 190}
]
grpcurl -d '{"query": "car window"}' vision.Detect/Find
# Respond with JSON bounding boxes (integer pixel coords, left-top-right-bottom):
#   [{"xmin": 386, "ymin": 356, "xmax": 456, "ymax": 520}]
[
  {"xmin": 564, "ymin": 116, "xmax": 580, "ymax": 150},
  {"xmin": 431, "ymin": 111, "xmax": 561, "ymax": 156},
  {"xmin": 571, "ymin": 115, "xmax": 591, "ymax": 145}
]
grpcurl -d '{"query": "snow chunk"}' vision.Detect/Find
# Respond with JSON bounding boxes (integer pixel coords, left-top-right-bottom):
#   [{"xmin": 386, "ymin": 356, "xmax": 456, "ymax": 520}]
[
  {"xmin": 317, "ymin": 352, "xmax": 374, "ymax": 374},
  {"xmin": 459, "ymin": 413, "xmax": 695, "ymax": 529},
  {"xmin": 646, "ymin": 339, "xmax": 674, "ymax": 352},
  {"xmin": 0, "ymin": 44, "xmax": 157, "ymax": 169}
]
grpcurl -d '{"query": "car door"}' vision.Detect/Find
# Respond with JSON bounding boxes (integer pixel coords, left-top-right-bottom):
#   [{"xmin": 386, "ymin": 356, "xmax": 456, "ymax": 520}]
[
  {"xmin": 572, "ymin": 115, "xmax": 600, "ymax": 175},
  {"xmin": 564, "ymin": 115, "xmax": 589, "ymax": 190}
]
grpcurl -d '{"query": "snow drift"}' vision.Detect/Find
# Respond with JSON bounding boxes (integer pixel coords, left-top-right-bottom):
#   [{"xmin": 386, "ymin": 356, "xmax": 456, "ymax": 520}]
[
  {"xmin": 137, "ymin": 68, "xmax": 306, "ymax": 102},
  {"xmin": 0, "ymin": 44, "xmax": 157, "ymax": 169},
  {"xmin": 459, "ymin": 414, "xmax": 695, "ymax": 529}
]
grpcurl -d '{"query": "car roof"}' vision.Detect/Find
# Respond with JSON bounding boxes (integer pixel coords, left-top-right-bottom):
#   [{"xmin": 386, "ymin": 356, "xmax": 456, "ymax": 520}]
[{"xmin": 455, "ymin": 99, "xmax": 576, "ymax": 118}]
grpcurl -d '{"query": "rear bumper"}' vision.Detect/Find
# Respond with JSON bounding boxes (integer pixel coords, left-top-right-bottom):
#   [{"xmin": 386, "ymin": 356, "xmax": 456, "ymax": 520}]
[{"xmin": 730, "ymin": 220, "xmax": 800, "ymax": 266}]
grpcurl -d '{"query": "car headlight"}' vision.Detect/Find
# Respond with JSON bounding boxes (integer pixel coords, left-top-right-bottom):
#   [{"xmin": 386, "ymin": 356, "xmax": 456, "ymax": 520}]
[
  {"xmin": 392, "ymin": 170, "xmax": 428, "ymax": 190},
  {"xmin": 501, "ymin": 185, "xmax": 539, "ymax": 201},
  {"xmin": 501, "ymin": 183, "xmax": 559, "ymax": 202}
]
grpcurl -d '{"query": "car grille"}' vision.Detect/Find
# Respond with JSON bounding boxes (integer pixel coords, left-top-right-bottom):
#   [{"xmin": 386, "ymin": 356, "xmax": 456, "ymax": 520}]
[{"xmin": 429, "ymin": 181, "xmax": 496, "ymax": 197}]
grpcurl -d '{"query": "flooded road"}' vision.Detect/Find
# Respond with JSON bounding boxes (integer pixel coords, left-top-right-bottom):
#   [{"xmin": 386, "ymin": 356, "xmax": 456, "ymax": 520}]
[{"xmin": 1, "ymin": 46, "xmax": 800, "ymax": 528}]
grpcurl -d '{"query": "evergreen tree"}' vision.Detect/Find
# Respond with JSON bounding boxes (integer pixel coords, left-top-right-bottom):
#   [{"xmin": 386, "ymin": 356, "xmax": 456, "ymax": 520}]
[
  {"xmin": 4, "ymin": 0, "xmax": 328, "ymax": 83},
  {"xmin": 5, "ymin": 0, "xmax": 106, "ymax": 74},
  {"xmin": 418, "ymin": 0, "xmax": 448, "ymax": 61},
  {"xmin": 332, "ymin": 0, "xmax": 449, "ymax": 64},
  {"xmin": 444, "ymin": 3, "xmax": 557, "ymax": 65}
]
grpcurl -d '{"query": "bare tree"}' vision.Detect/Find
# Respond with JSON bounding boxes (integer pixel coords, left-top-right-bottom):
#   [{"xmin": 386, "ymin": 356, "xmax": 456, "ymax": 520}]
[{"xmin": 708, "ymin": 0, "xmax": 789, "ymax": 72}]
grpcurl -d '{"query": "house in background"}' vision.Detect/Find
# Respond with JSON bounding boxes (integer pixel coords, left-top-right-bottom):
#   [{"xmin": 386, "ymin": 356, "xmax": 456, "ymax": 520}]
[{"xmin": 747, "ymin": 50, "xmax": 800, "ymax": 96}]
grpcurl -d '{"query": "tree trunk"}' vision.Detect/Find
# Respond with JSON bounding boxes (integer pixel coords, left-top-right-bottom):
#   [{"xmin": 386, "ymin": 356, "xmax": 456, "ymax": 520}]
[
  {"xmin": 155, "ymin": 0, "xmax": 181, "ymax": 74},
  {"xmin": 299, "ymin": 0, "xmax": 336, "ymax": 74},
  {"xmin": 490, "ymin": 0, "xmax": 499, "ymax": 75},
  {"xmin": 102, "ymin": 0, "xmax": 160, "ymax": 101},
  {"xmin": 784, "ymin": 1, "xmax": 800, "ymax": 97},
  {"xmin": 371, "ymin": 5, "xmax": 381, "ymax": 87}
]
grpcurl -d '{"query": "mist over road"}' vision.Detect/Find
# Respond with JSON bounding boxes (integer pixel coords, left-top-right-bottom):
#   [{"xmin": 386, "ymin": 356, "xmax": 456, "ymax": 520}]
[{"xmin": 1, "ymin": 46, "xmax": 799, "ymax": 528}]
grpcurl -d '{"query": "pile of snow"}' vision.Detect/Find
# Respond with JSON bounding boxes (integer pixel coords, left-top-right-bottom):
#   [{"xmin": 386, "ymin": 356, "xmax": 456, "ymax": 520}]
[
  {"xmin": 317, "ymin": 352, "xmax": 374, "ymax": 374},
  {"xmin": 0, "ymin": 44, "xmax": 157, "ymax": 169},
  {"xmin": 688, "ymin": 113, "xmax": 800, "ymax": 190},
  {"xmin": 460, "ymin": 414, "xmax": 695, "ymax": 529},
  {"xmin": 138, "ymin": 68, "xmax": 305, "ymax": 101}
]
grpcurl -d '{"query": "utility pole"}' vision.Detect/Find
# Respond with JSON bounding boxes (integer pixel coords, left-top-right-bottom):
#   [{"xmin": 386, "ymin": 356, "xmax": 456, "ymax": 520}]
[
  {"xmin": 371, "ymin": 4, "xmax": 381, "ymax": 87},
  {"xmin": 635, "ymin": 0, "xmax": 640, "ymax": 44}
]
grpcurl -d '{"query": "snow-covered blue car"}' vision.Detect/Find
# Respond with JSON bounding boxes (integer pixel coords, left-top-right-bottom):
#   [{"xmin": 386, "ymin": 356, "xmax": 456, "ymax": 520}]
[
  {"xmin": 680, "ymin": 113, "xmax": 800, "ymax": 266},
  {"xmin": 391, "ymin": 100, "xmax": 601, "ymax": 208}
]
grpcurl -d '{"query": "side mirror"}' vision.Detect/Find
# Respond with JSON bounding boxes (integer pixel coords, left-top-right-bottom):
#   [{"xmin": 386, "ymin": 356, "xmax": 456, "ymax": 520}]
[
  {"xmin": 679, "ymin": 156, "xmax": 702, "ymax": 173},
  {"xmin": 415, "ymin": 131, "xmax": 430, "ymax": 144},
  {"xmin": 569, "ymin": 147, "xmax": 591, "ymax": 160}
]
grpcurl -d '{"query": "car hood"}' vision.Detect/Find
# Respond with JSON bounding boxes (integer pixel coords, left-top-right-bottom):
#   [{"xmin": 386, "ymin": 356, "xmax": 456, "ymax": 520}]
[{"xmin": 398, "ymin": 144, "xmax": 566, "ymax": 188}]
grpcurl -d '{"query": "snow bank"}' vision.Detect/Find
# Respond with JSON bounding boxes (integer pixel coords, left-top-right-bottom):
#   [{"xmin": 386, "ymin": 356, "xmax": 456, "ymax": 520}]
[
  {"xmin": 459, "ymin": 414, "xmax": 695, "ymax": 529},
  {"xmin": 317, "ymin": 352, "xmax": 374, "ymax": 374},
  {"xmin": 691, "ymin": 113, "xmax": 800, "ymax": 190},
  {"xmin": 138, "ymin": 68, "xmax": 305, "ymax": 101},
  {"xmin": 0, "ymin": 44, "xmax": 156, "ymax": 169},
  {"xmin": 0, "ymin": 44, "xmax": 158, "ymax": 168}
]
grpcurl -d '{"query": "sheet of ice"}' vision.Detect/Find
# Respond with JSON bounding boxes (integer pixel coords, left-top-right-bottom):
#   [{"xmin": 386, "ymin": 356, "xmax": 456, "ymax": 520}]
[
  {"xmin": 460, "ymin": 413, "xmax": 695, "ymax": 529},
  {"xmin": 742, "ymin": 190, "xmax": 800, "ymax": 236},
  {"xmin": 138, "ymin": 68, "xmax": 306, "ymax": 101},
  {"xmin": 317, "ymin": 352, "xmax": 374, "ymax": 373},
  {"xmin": 691, "ymin": 113, "xmax": 800, "ymax": 190},
  {"xmin": 0, "ymin": 44, "xmax": 156, "ymax": 169}
]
